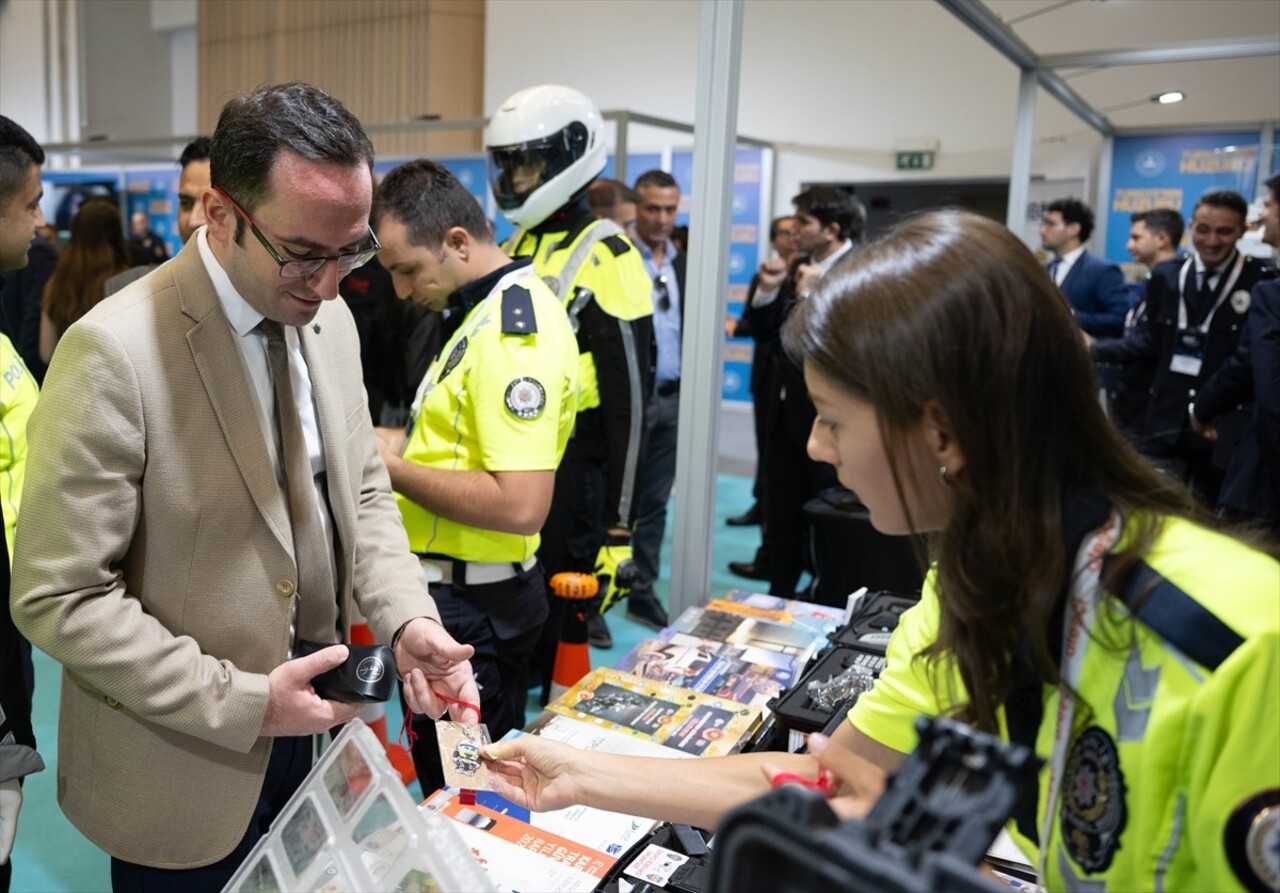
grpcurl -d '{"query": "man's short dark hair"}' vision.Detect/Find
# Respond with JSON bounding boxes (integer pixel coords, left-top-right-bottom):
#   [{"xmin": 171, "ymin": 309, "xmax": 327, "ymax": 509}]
[
  {"xmin": 1194, "ymin": 189, "xmax": 1248, "ymax": 225},
  {"xmin": 769, "ymin": 215, "xmax": 793, "ymax": 241},
  {"xmin": 179, "ymin": 137, "xmax": 211, "ymax": 169},
  {"xmin": 634, "ymin": 169, "xmax": 678, "ymax": 193},
  {"xmin": 372, "ymin": 159, "xmax": 490, "ymax": 247},
  {"xmin": 1047, "ymin": 197, "xmax": 1095, "ymax": 243},
  {"xmin": 588, "ymin": 178, "xmax": 636, "ymax": 214},
  {"xmin": 1265, "ymin": 173, "xmax": 1280, "ymax": 204},
  {"xmin": 210, "ymin": 82, "xmax": 374, "ymax": 241},
  {"xmin": 1131, "ymin": 207, "xmax": 1184, "ymax": 248},
  {"xmin": 793, "ymin": 186, "xmax": 865, "ymax": 243},
  {"xmin": 0, "ymin": 115, "xmax": 45, "ymax": 208}
]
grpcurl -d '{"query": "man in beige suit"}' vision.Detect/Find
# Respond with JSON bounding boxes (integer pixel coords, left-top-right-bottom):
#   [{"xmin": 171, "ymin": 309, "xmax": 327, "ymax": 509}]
[{"xmin": 11, "ymin": 83, "xmax": 478, "ymax": 891}]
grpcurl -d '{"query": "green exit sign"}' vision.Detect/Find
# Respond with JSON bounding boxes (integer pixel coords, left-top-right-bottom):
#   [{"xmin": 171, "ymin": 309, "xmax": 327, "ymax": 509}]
[{"xmin": 895, "ymin": 151, "xmax": 936, "ymax": 170}]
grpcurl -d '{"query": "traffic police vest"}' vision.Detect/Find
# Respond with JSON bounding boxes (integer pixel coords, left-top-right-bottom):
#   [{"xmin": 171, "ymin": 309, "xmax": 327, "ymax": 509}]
[
  {"xmin": 506, "ymin": 219, "xmax": 652, "ymax": 413},
  {"xmin": 849, "ymin": 515, "xmax": 1280, "ymax": 892},
  {"xmin": 396, "ymin": 266, "xmax": 578, "ymax": 563},
  {"xmin": 0, "ymin": 333, "xmax": 38, "ymax": 559}
]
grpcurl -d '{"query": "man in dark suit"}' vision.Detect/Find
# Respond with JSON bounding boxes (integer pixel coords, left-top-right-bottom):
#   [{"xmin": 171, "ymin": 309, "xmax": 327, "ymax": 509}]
[
  {"xmin": 1192, "ymin": 174, "xmax": 1280, "ymax": 527},
  {"xmin": 1110, "ymin": 189, "xmax": 1273, "ymax": 506},
  {"xmin": 1040, "ymin": 198, "xmax": 1130, "ymax": 338},
  {"xmin": 725, "ymin": 215, "xmax": 795, "ymax": 537},
  {"xmin": 736, "ymin": 188, "xmax": 857, "ymax": 598},
  {"xmin": 1091, "ymin": 208, "xmax": 1184, "ymax": 438},
  {"xmin": 1041, "ymin": 198, "xmax": 1130, "ymax": 406}
]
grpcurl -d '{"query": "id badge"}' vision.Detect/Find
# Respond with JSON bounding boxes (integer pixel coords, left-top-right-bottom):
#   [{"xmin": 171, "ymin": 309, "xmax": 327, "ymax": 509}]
[{"xmin": 1170, "ymin": 328, "xmax": 1206, "ymax": 377}]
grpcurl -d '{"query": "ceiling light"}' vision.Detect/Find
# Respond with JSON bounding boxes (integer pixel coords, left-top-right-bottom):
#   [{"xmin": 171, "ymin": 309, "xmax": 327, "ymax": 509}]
[{"xmin": 1154, "ymin": 91, "xmax": 1185, "ymax": 105}]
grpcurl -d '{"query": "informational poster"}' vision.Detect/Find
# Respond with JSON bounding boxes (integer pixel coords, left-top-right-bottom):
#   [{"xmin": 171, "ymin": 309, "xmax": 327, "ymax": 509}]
[
  {"xmin": 123, "ymin": 168, "xmax": 181, "ymax": 256},
  {"xmin": 1106, "ymin": 131, "xmax": 1262, "ymax": 261},
  {"xmin": 38, "ymin": 170, "xmax": 124, "ymax": 236},
  {"xmin": 671, "ymin": 147, "xmax": 765, "ymax": 402}
]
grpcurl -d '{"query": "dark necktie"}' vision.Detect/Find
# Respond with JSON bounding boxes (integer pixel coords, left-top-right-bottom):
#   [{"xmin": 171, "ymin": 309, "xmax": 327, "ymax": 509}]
[
  {"xmin": 1193, "ymin": 268, "xmax": 1217, "ymax": 326},
  {"xmin": 258, "ymin": 319, "xmax": 337, "ymax": 648},
  {"xmin": 1047, "ymin": 258, "xmax": 1061, "ymax": 284}
]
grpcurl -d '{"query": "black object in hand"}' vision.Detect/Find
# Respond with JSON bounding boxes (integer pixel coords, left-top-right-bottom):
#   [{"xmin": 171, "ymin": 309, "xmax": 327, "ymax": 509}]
[{"xmin": 295, "ymin": 640, "xmax": 397, "ymax": 703}]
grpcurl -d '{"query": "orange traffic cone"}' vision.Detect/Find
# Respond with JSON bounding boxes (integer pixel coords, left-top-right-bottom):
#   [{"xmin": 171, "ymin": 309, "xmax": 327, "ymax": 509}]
[
  {"xmin": 351, "ymin": 620, "xmax": 418, "ymax": 785},
  {"xmin": 548, "ymin": 572, "xmax": 599, "ymax": 703}
]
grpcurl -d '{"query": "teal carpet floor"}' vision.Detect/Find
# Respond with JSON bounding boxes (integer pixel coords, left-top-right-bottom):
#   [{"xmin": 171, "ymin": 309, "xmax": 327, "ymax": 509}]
[{"xmin": 9, "ymin": 473, "xmax": 765, "ymax": 892}]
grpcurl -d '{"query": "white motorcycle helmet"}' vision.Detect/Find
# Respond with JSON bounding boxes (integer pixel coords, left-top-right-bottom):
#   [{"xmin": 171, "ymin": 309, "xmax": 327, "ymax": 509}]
[{"xmin": 485, "ymin": 85, "xmax": 606, "ymax": 229}]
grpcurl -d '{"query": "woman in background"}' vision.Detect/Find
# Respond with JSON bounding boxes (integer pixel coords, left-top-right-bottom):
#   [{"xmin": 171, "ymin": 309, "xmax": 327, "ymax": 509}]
[
  {"xmin": 39, "ymin": 197, "xmax": 130, "ymax": 362},
  {"xmin": 482, "ymin": 210, "xmax": 1279, "ymax": 893}
]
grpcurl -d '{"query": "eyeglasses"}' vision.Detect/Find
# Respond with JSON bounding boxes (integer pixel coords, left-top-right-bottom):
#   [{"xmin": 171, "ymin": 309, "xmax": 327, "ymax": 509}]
[
  {"xmin": 213, "ymin": 187, "xmax": 380, "ymax": 279},
  {"xmin": 653, "ymin": 274, "xmax": 671, "ymax": 311}
]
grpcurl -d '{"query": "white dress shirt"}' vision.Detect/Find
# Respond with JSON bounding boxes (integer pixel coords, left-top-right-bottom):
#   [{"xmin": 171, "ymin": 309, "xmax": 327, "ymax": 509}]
[{"xmin": 196, "ymin": 228, "xmax": 338, "ymax": 583}]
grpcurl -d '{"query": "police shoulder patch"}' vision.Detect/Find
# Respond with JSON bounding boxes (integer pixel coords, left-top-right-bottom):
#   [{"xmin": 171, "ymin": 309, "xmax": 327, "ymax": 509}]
[
  {"xmin": 504, "ymin": 377, "xmax": 546, "ymax": 420},
  {"xmin": 601, "ymin": 234, "xmax": 632, "ymax": 257},
  {"xmin": 501, "ymin": 285, "xmax": 538, "ymax": 335},
  {"xmin": 1225, "ymin": 789, "xmax": 1280, "ymax": 893},
  {"xmin": 438, "ymin": 336, "xmax": 467, "ymax": 382},
  {"xmin": 1060, "ymin": 725, "xmax": 1128, "ymax": 875}
]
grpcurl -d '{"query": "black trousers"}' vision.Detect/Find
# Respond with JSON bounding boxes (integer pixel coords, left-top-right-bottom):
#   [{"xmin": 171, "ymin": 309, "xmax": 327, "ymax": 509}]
[
  {"xmin": 532, "ymin": 458, "xmax": 605, "ymax": 701},
  {"xmin": 401, "ymin": 572, "xmax": 546, "ymax": 794},
  {"xmin": 109, "ymin": 735, "xmax": 311, "ymax": 893}
]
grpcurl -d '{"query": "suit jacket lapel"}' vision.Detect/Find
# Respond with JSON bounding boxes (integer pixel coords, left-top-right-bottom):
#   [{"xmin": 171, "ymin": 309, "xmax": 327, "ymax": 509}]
[
  {"xmin": 173, "ymin": 241, "xmax": 292, "ymax": 558},
  {"xmin": 1060, "ymin": 253, "xmax": 1083, "ymax": 295}
]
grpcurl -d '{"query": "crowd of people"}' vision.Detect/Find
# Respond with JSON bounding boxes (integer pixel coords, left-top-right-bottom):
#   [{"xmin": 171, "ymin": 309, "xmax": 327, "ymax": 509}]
[{"xmin": 0, "ymin": 77, "xmax": 1277, "ymax": 893}]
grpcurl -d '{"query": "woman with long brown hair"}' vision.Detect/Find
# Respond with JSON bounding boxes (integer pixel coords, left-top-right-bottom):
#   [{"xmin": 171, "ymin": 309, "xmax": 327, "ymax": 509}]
[
  {"xmin": 479, "ymin": 210, "xmax": 1279, "ymax": 892},
  {"xmin": 39, "ymin": 197, "xmax": 130, "ymax": 362}
]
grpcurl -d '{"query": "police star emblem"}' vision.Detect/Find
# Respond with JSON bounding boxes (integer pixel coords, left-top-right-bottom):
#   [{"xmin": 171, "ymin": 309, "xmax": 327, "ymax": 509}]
[{"xmin": 505, "ymin": 377, "xmax": 546, "ymax": 420}]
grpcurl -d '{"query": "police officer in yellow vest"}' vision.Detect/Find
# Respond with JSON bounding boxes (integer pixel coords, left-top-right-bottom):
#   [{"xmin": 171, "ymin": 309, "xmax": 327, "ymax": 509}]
[
  {"xmin": 372, "ymin": 159, "xmax": 579, "ymax": 792},
  {"xmin": 486, "ymin": 85, "xmax": 656, "ymax": 659}
]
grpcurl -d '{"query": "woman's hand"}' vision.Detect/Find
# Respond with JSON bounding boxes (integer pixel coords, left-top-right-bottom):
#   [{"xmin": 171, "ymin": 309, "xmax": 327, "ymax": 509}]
[
  {"xmin": 481, "ymin": 735, "xmax": 584, "ymax": 813},
  {"xmin": 808, "ymin": 731, "xmax": 886, "ymax": 819},
  {"xmin": 759, "ymin": 732, "xmax": 886, "ymax": 821}
]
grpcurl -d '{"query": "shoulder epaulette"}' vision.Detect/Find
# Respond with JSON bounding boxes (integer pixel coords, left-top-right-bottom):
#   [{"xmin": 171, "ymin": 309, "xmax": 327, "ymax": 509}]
[
  {"xmin": 601, "ymin": 234, "xmax": 631, "ymax": 257},
  {"xmin": 1104, "ymin": 557, "xmax": 1244, "ymax": 670},
  {"xmin": 501, "ymin": 284, "xmax": 537, "ymax": 335}
]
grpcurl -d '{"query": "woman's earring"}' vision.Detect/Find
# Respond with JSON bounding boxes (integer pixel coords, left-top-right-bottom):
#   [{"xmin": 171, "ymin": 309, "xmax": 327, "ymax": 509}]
[{"xmin": 939, "ymin": 466, "xmax": 953, "ymax": 486}]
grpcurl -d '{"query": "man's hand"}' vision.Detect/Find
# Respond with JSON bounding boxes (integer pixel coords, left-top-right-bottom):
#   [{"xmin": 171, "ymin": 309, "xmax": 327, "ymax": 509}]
[
  {"xmin": 0, "ymin": 778, "xmax": 21, "ymax": 866},
  {"xmin": 757, "ymin": 257, "xmax": 787, "ymax": 293},
  {"xmin": 481, "ymin": 736, "xmax": 582, "ymax": 813},
  {"xmin": 794, "ymin": 263, "xmax": 822, "ymax": 299},
  {"xmin": 374, "ymin": 426, "xmax": 407, "ymax": 454},
  {"xmin": 260, "ymin": 646, "xmax": 364, "ymax": 738},
  {"xmin": 374, "ymin": 427, "xmax": 407, "ymax": 476},
  {"xmin": 395, "ymin": 618, "xmax": 479, "ymax": 721},
  {"xmin": 594, "ymin": 533, "xmax": 637, "ymax": 614}
]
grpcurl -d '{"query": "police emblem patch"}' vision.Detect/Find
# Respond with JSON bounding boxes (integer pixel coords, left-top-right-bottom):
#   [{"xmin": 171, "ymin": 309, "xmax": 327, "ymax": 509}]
[
  {"xmin": 1225, "ymin": 789, "xmax": 1280, "ymax": 893},
  {"xmin": 505, "ymin": 377, "xmax": 546, "ymax": 420},
  {"xmin": 438, "ymin": 337, "xmax": 468, "ymax": 382},
  {"xmin": 1230, "ymin": 289, "xmax": 1252, "ymax": 315},
  {"xmin": 1060, "ymin": 725, "xmax": 1128, "ymax": 874}
]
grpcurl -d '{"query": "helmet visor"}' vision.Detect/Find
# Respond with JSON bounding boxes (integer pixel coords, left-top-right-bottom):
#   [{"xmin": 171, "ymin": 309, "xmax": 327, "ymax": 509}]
[{"xmin": 489, "ymin": 122, "xmax": 589, "ymax": 211}]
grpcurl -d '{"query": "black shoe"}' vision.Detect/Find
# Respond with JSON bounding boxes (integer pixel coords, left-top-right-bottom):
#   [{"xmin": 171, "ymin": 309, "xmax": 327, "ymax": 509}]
[
  {"xmin": 728, "ymin": 560, "xmax": 771, "ymax": 581},
  {"xmin": 587, "ymin": 613, "xmax": 613, "ymax": 649},
  {"xmin": 726, "ymin": 504, "xmax": 762, "ymax": 527},
  {"xmin": 625, "ymin": 594, "xmax": 668, "ymax": 632}
]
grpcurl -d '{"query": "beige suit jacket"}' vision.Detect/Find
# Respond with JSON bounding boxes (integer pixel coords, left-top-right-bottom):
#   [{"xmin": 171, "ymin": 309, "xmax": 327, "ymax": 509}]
[{"xmin": 10, "ymin": 238, "xmax": 439, "ymax": 868}]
